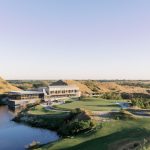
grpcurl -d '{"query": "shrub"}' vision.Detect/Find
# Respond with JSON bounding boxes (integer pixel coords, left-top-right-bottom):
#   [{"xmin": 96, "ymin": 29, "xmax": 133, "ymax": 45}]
[
  {"xmin": 59, "ymin": 119, "xmax": 95, "ymax": 136},
  {"xmin": 131, "ymin": 98, "xmax": 150, "ymax": 109},
  {"xmin": 65, "ymin": 100, "xmax": 72, "ymax": 104},
  {"xmin": 101, "ymin": 92, "xmax": 122, "ymax": 100},
  {"xmin": 58, "ymin": 108, "xmax": 95, "ymax": 136},
  {"xmin": 112, "ymin": 110, "xmax": 137, "ymax": 120},
  {"xmin": 122, "ymin": 92, "xmax": 150, "ymax": 99}
]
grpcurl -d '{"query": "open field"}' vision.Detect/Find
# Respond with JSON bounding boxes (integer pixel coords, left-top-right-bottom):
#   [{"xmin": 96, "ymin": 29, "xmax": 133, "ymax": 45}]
[
  {"xmin": 37, "ymin": 118, "xmax": 150, "ymax": 150},
  {"xmin": 54, "ymin": 98, "xmax": 128, "ymax": 111}
]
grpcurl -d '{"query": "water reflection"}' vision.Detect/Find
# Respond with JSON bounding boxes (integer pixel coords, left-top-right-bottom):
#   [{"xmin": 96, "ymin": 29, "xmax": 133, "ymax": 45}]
[{"xmin": 0, "ymin": 106, "xmax": 59, "ymax": 150}]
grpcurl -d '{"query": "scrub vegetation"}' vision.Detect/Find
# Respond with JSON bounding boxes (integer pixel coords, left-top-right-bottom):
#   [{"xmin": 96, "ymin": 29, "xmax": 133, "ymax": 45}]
[{"xmin": 132, "ymin": 98, "xmax": 150, "ymax": 109}]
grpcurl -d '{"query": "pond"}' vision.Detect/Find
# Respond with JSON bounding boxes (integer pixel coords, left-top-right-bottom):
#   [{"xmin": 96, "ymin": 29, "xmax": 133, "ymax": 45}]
[{"xmin": 0, "ymin": 106, "xmax": 59, "ymax": 150}]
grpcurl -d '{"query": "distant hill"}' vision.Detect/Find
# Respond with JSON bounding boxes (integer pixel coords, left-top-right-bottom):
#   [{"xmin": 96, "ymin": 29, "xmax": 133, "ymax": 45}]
[
  {"xmin": 0, "ymin": 77, "xmax": 20, "ymax": 94},
  {"xmin": 65, "ymin": 80, "xmax": 92, "ymax": 94},
  {"xmin": 7, "ymin": 79, "xmax": 150, "ymax": 96},
  {"xmin": 65, "ymin": 80, "xmax": 150, "ymax": 95}
]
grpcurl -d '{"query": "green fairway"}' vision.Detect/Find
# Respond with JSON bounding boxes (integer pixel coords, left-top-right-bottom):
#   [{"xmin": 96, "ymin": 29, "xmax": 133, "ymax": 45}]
[
  {"xmin": 28, "ymin": 105, "xmax": 68, "ymax": 116},
  {"xmin": 37, "ymin": 118, "xmax": 150, "ymax": 150},
  {"xmin": 54, "ymin": 98, "xmax": 127, "ymax": 111},
  {"xmin": 34, "ymin": 98, "xmax": 150, "ymax": 150},
  {"xmin": 30, "ymin": 98, "xmax": 150, "ymax": 150}
]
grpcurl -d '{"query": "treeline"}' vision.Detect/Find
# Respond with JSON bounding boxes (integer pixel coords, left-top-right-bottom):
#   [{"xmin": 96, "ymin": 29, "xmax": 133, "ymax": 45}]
[
  {"xmin": 100, "ymin": 92, "xmax": 150, "ymax": 100},
  {"xmin": 119, "ymin": 81, "xmax": 150, "ymax": 89}
]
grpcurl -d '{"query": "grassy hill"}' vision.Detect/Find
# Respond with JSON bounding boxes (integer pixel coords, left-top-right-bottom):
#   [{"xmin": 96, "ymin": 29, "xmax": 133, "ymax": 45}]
[
  {"xmin": 0, "ymin": 77, "xmax": 20, "ymax": 94},
  {"xmin": 65, "ymin": 80, "xmax": 149, "ymax": 95}
]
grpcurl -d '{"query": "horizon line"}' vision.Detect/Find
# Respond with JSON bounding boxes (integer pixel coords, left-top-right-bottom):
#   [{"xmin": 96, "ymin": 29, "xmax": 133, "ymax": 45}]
[{"xmin": 5, "ymin": 78, "xmax": 150, "ymax": 81}]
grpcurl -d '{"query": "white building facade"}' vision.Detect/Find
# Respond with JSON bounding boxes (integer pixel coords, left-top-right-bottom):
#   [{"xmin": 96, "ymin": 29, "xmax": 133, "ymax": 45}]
[
  {"xmin": 45, "ymin": 85, "xmax": 81, "ymax": 100},
  {"xmin": 7, "ymin": 80, "xmax": 81, "ymax": 108}
]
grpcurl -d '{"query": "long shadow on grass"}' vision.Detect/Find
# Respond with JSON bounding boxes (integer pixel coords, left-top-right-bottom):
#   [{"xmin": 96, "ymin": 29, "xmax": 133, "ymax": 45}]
[
  {"xmin": 28, "ymin": 112, "xmax": 70, "ymax": 118},
  {"xmin": 58, "ymin": 128, "xmax": 150, "ymax": 150},
  {"xmin": 85, "ymin": 104, "xmax": 119, "ymax": 107}
]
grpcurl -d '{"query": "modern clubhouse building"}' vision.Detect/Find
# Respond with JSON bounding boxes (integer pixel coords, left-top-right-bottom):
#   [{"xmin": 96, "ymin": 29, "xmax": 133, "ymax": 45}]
[{"xmin": 7, "ymin": 80, "xmax": 81, "ymax": 108}]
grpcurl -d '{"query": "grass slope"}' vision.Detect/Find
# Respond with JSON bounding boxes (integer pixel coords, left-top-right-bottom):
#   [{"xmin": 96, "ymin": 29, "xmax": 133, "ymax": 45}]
[
  {"xmin": 37, "ymin": 119, "xmax": 150, "ymax": 150},
  {"xmin": 65, "ymin": 80, "xmax": 149, "ymax": 95},
  {"xmin": 0, "ymin": 77, "xmax": 20, "ymax": 94}
]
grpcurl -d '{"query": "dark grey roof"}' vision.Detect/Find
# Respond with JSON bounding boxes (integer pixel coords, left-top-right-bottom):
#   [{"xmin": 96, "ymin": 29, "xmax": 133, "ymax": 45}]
[
  {"xmin": 50, "ymin": 80, "xmax": 68, "ymax": 86},
  {"xmin": 8, "ymin": 91, "xmax": 44, "ymax": 95}
]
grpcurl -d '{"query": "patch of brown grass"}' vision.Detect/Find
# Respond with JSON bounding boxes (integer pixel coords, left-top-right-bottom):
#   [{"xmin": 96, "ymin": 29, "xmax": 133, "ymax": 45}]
[
  {"xmin": 65, "ymin": 80, "xmax": 149, "ymax": 95},
  {"xmin": 0, "ymin": 77, "xmax": 20, "ymax": 94}
]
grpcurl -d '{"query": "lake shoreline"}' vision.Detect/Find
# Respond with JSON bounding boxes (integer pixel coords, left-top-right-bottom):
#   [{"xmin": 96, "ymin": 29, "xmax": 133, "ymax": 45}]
[{"xmin": 0, "ymin": 105, "xmax": 59, "ymax": 150}]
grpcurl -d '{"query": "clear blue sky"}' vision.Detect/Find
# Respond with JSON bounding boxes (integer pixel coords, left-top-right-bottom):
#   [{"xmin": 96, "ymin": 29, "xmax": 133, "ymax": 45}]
[{"xmin": 0, "ymin": 0, "xmax": 150, "ymax": 80}]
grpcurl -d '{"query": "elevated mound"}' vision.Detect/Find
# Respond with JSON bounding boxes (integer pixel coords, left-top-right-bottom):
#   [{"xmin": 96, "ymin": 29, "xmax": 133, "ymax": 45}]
[
  {"xmin": 0, "ymin": 77, "xmax": 20, "ymax": 94},
  {"xmin": 65, "ymin": 80, "xmax": 92, "ymax": 94}
]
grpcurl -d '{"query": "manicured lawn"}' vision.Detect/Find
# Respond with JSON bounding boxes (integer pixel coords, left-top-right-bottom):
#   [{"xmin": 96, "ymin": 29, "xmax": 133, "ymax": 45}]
[
  {"xmin": 30, "ymin": 98, "xmax": 150, "ymax": 150},
  {"xmin": 37, "ymin": 118, "xmax": 150, "ymax": 150},
  {"xmin": 28, "ymin": 105, "xmax": 68, "ymax": 116},
  {"xmin": 55, "ymin": 98, "xmax": 128, "ymax": 111}
]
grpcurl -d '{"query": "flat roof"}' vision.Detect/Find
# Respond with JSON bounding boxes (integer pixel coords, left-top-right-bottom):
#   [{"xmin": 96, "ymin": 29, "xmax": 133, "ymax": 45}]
[{"xmin": 8, "ymin": 91, "xmax": 44, "ymax": 95}]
